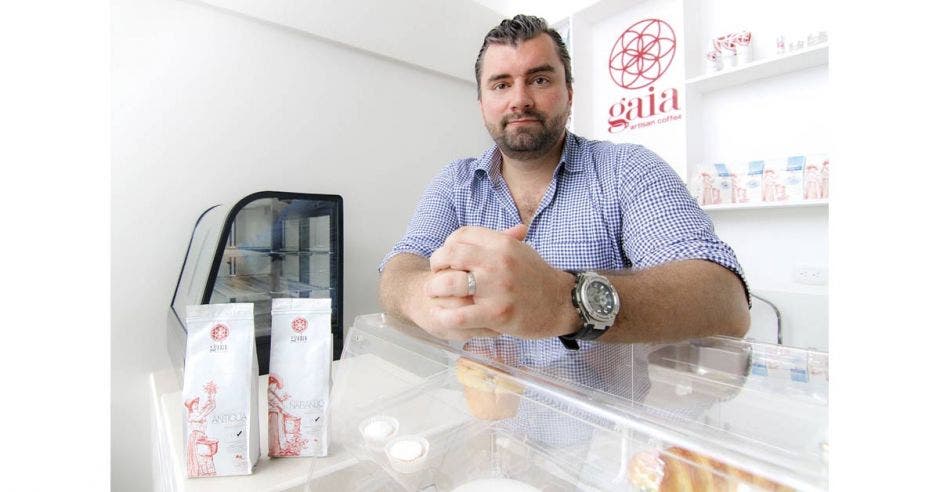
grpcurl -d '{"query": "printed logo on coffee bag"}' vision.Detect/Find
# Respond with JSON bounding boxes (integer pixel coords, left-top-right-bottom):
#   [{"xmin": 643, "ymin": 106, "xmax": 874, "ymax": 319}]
[
  {"xmin": 291, "ymin": 317, "xmax": 308, "ymax": 333},
  {"xmin": 290, "ymin": 317, "xmax": 308, "ymax": 342},
  {"xmin": 209, "ymin": 323, "xmax": 229, "ymax": 352},
  {"xmin": 210, "ymin": 323, "xmax": 229, "ymax": 341}
]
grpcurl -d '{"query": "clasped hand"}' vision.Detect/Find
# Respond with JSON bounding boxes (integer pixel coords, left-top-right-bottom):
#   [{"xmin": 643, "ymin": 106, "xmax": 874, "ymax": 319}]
[{"xmin": 418, "ymin": 224, "xmax": 572, "ymax": 341}]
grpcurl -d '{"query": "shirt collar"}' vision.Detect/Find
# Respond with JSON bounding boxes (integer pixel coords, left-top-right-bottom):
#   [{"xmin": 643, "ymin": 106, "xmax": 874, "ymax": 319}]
[{"xmin": 474, "ymin": 131, "xmax": 583, "ymax": 182}]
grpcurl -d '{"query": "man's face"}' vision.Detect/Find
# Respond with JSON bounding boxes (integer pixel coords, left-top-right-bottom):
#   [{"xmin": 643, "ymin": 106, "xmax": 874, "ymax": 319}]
[{"xmin": 478, "ymin": 33, "xmax": 572, "ymax": 161}]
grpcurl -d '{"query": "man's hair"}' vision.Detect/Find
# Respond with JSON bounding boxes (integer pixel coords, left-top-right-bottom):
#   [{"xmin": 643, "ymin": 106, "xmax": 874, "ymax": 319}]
[{"xmin": 474, "ymin": 14, "xmax": 573, "ymax": 98}]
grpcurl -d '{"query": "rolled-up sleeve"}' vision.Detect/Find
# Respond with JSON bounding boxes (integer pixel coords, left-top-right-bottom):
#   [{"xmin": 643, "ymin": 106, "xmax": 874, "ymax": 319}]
[
  {"xmin": 378, "ymin": 165, "xmax": 461, "ymax": 272},
  {"xmin": 618, "ymin": 145, "xmax": 750, "ymax": 304}
]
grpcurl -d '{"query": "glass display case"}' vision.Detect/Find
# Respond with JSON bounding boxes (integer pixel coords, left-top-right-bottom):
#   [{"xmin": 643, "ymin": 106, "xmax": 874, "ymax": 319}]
[
  {"xmin": 168, "ymin": 191, "xmax": 343, "ymax": 375},
  {"xmin": 313, "ymin": 314, "xmax": 829, "ymax": 491}
]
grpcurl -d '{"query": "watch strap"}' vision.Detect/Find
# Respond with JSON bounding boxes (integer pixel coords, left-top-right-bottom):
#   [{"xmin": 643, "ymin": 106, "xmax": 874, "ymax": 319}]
[{"xmin": 558, "ymin": 336, "xmax": 580, "ymax": 350}]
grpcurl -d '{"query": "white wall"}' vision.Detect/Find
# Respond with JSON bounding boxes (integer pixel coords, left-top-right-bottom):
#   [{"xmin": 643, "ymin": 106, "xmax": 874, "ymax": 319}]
[
  {"xmin": 710, "ymin": 208, "xmax": 829, "ymax": 349},
  {"xmin": 112, "ymin": 0, "xmax": 497, "ymax": 488},
  {"xmin": 198, "ymin": 0, "xmax": 503, "ymax": 82}
]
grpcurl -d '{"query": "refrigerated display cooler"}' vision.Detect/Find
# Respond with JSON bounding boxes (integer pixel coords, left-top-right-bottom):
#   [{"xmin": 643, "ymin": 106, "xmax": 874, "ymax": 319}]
[
  {"xmin": 315, "ymin": 314, "xmax": 829, "ymax": 491},
  {"xmin": 150, "ymin": 311, "xmax": 828, "ymax": 491},
  {"xmin": 167, "ymin": 191, "xmax": 343, "ymax": 375}
]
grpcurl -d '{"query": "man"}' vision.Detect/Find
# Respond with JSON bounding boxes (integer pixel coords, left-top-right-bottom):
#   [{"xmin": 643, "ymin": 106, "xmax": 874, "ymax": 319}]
[{"xmin": 378, "ymin": 15, "xmax": 749, "ymax": 351}]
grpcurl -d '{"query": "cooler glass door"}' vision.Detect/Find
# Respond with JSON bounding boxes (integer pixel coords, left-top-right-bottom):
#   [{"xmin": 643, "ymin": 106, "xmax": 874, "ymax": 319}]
[{"xmin": 203, "ymin": 191, "xmax": 343, "ymax": 372}]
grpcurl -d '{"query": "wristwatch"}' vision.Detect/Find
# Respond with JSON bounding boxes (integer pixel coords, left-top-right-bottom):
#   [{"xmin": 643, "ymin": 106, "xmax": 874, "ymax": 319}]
[{"xmin": 559, "ymin": 271, "xmax": 621, "ymax": 350}]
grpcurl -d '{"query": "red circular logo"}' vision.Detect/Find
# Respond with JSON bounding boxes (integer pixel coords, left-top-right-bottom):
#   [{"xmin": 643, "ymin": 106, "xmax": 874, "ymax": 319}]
[
  {"xmin": 609, "ymin": 18, "xmax": 677, "ymax": 89},
  {"xmin": 210, "ymin": 323, "xmax": 229, "ymax": 342},
  {"xmin": 291, "ymin": 317, "xmax": 308, "ymax": 334}
]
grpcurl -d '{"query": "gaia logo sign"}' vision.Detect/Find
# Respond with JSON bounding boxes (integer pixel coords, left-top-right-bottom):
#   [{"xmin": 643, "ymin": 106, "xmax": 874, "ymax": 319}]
[
  {"xmin": 608, "ymin": 18, "xmax": 676, "ymax": 89},
  {"xmin": 607, "ymin": 18, "xmax": 682, "ymax": 133}
]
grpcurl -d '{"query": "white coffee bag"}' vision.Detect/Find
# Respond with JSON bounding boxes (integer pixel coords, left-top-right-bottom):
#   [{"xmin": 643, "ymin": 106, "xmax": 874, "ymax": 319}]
[
  {"xmin": 183, "ymin": 303, "xmax": 260, "ymax": 478},
  {"xmin": 740, "ymin": 160, "xmax": 764, "ymax": 204},
  {"xmin": 713, "ymin": 163, "xmax": 733, "ymax": 204},
  {"xmin": 761, "ymin": 157, "xmax": 787, "ymax": 202},
  {"xmin": 783, "ymin": 155, "xmax": 806, "ymax": 202},
  {"xmin": 803, "ymin": 154, "xmax": 828, "ymax": 200},
  {"xmin": 727, "ymin": 161, "xmax": 748, "ymax": 204},
  {"xmin": 694, "ymin": 164, "xmax": 721, "ymax": 206},
  {"xmin": 268, "ymin": 298, "xmax": 332, "ymax": 457}
]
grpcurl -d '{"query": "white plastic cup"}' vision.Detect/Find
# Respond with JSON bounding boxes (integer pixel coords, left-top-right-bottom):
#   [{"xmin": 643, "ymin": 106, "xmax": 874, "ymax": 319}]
[
  {"xmin": 735, "ymin": 44, "xmax": 752, "ymax": 64},
  {"xmin": 358, "ymin": 416, "xmax": 399, "ymax": 451},
  {"xmin": 385, "ymin": 435, "xmax": 430, "ymax": 474},
  {"xmin": 722, "ymin": 50, "xmax": 737, "ymax": 69}
]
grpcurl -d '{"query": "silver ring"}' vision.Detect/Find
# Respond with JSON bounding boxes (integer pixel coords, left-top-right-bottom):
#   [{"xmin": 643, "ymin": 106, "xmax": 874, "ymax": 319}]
[{"xmin": 466, "ymin": 271, "xmax": 477, "ymax": 296}]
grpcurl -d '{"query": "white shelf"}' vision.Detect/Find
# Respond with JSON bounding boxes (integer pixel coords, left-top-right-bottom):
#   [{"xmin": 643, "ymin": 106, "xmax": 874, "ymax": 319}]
[
  {"xmin": 686, "ymin": 44, "xmax": 828, "ymax": 94},
  {"xmin": 702, "ymin": 199, "xmax": 828, "ymax": 212}
]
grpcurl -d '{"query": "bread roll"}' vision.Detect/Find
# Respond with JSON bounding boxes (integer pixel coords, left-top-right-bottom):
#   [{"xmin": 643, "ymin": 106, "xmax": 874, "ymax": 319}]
[
  {"xmin": 628, "ymin": 446, "xmax": 794, "ymax": 492},
  {"xmin": 455, "ymin": 357, "xmax": 523, "ymax": 420}
]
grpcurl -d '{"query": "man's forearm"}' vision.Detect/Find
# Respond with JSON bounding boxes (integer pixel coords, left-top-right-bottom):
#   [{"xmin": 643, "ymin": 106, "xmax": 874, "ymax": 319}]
[
  {"xmin": 378, "ymin": 253, "xmax": 432, "ymax": 324},
  {"xmin": 593, "ymin": 260, "xmax": 750, "ymax": 344}
]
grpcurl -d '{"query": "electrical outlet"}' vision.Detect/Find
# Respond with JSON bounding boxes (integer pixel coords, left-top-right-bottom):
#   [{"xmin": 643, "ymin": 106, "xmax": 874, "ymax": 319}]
[{"xmin": 793, "ymin": 265, "xmax": 828, "ymax": 285}]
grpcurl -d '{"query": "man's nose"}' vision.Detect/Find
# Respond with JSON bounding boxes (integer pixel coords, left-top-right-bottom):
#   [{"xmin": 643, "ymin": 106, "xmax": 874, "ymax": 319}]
[{"xmin": 509, "ymin": 83, "xmax": 534, "ymax": 112}]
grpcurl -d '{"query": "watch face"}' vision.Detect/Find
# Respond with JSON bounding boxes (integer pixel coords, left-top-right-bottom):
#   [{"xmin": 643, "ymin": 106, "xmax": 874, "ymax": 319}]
[{"xmin": 584, "ymin": 279, "xmax": 617, "ymax": 319}]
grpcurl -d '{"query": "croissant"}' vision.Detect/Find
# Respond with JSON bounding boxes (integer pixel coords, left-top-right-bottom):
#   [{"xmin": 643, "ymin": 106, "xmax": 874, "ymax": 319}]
[{"xmin": 629, "ymin": 446, "xmax": 794, "ymax": 492}]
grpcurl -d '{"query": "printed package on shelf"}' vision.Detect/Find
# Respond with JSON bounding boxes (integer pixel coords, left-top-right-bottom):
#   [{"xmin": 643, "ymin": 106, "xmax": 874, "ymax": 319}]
[
  {"xmin": 713, "ymin": 163, "xmax": 734, "ymax": 204},
  {"xmin": 803, "ymin": 154, "xmax": 829, "ymax": 200},
  {"xmin": 741, "ymin": 160, "xmax": 764, "ymax": 204},
  {"xmin": 687, "ymin": 167, "xmax": 700, "ymax": 204},
  {"xmin": 761, "ymin": 157, "xmax": 788, "ymax": 202},
  {"xmin": 727, "ymin": 161, "xmax": 748, "ymax": 204},
  {"xmin": 183, "ymin": 303, "xmax": 260, "ymax": 478},
  {"xmin": 268, "ymin": 298, "xmax": 333, "ymax": 457},
  {"xmin": 694, "ymin": 164, "xmax": 720, "ymax": 206},
  {"xmin": 783, "ymin": 155, "xmax": 806, "ymax": 202},
  {"xmin": 686, "ymin": 171, "xmax": 702, "ymax": 205}
]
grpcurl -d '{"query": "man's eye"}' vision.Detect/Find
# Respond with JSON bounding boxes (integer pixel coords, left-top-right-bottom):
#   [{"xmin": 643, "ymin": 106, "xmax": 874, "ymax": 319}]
[
  {"xmin": 493, "ymin": 82, "xmax": 509, "ymax": 90},
  {"xmin": 533, "ymin": 77, "xmax": 549, "ymax": 85}
]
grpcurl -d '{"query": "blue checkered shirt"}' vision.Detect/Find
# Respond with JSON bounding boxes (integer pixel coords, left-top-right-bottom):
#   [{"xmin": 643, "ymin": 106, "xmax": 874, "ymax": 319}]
[
  {"xmin": 380, "ymin": 131, "xmax": 746, "ymax": 287},
  {"xmin": 380, "ymin": 132, "xmax": 748, "ymax": 431}
]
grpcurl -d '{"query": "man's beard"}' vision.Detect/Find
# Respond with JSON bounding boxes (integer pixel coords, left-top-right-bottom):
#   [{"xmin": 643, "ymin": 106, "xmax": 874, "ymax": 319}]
[{"xmin": 487, "ymin": 108, "xmax": 568, "ymax": 161}]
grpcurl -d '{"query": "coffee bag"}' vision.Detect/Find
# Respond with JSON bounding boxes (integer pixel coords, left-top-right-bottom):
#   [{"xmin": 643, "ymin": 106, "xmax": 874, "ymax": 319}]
[
  {"xmin": 713, "ymin": 163, "xmax": 733, "ymax": 204},
  {"xmin": 783, "ymin": 155, "xmax": 806, "ymax": 202},
  {"xmin": 268, "ymin": 298, "xmax": 332, "ymax": 457},
  {"xmin": 183, "ymin": 303, "xmax": 260, "ymax": 477}
]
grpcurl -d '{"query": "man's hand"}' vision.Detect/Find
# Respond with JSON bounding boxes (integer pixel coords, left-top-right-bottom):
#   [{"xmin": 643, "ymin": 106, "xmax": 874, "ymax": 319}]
[
  {"xmin": 410, "ymin": 291, "xmax": 501, "ymax": 341},
  {"xmin": 379, "ymin": 253, "xmax": 501, "ymax": 341},
  {"xmin": 424, "ymin": 224, "xmax": 578, "ymax": 339}
]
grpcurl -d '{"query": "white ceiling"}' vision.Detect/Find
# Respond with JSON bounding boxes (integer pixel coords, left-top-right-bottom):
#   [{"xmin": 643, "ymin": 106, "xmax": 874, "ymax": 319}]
[{"xmin": 470, "ymin": 0, "xmax": 604, "ymax": 24}]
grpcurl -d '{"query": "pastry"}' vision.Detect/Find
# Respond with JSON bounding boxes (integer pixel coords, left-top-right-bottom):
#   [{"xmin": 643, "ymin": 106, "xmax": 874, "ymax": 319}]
[
  {"xmin": 455, "ymin": 357, "xmax": 524, "ymax": 420},
  {"xmin": 628, "ymin": 446, "xmax": 794, "ymax": 491}
]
